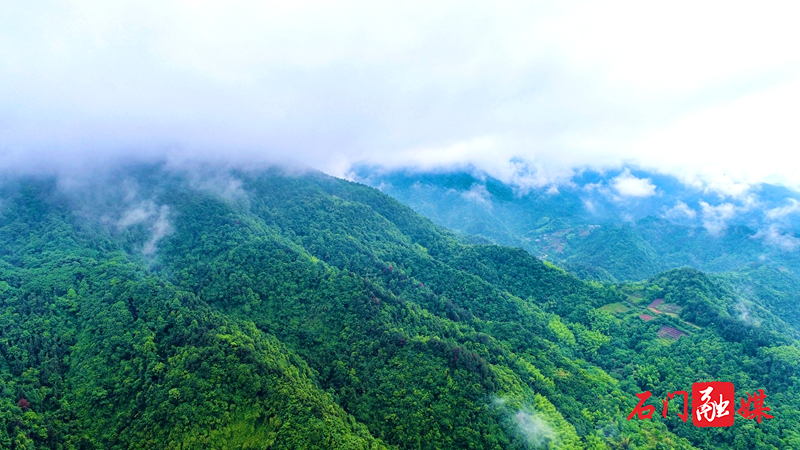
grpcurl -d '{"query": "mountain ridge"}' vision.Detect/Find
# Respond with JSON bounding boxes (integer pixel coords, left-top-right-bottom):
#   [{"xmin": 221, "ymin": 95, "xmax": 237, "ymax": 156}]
[
  {"xmin": 352, "ymin": 166, "xmax": 800, "ymax": 335},
  {"xmin": 1, "ymin": 164, "xmax": 797, "ymax": 448}
]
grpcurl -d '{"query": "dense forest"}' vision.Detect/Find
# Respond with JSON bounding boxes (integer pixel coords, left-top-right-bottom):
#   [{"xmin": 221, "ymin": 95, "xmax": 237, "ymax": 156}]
[
  {"xmin": 1, "ymin": 165, "xmax": 798, "ymax": 448},
  {"xmin": 352, "ymin": 168, "xmax": 800, "ymax": 336}
]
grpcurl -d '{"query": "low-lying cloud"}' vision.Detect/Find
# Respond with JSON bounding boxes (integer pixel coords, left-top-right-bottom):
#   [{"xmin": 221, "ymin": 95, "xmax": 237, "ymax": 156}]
[
  {"xmin": 490, "ymin": 396, "xmax": 556, "ymax": 448},
  {"xmin": 116, "ymin": 200, "xmax": 174, "ymax": 255},
  {"xmin": 766, "ymin": 199, "xmax": 800, "ymax": 220},
  {"xmin": 514, "ymin": 410, "xmax": 556, "ymax": 448},
  {"xmin": 117, "ymin": 203, "xmax": 157, "ymax": 230},
  {"xmin": 664, "ymin": 201, "xmax": 698, "ymax": 221},
  {"xmin": 756, "ymin": 224, "xmax": 800, "ymax": 251},
  {"xmin": 2, "ymin": 1, "xmax": 800, "ymax": 197},
  {"xmin": 142, "ymin": 205, "xmax": 173, "ymax": 255},
  {"xmin": 699, "ymin": 201, "xmax": 738, "ymax": 235},
  {"xmin": 611, "ymin": 169, "xmax": 657, "ymax": 197},
  {"xmin": 461, "ymin": 183, "xmax": 492, "ymax": 206}
]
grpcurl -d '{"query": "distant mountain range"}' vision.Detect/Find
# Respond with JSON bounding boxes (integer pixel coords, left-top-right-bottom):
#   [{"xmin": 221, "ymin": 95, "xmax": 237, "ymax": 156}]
[
  {"xmin": 1, "ymin": 164, "xmax": 797, "ymax": 448},
  {"xmin": 352, "ymin": 165, "xmax": 800, "ymax": 333}
]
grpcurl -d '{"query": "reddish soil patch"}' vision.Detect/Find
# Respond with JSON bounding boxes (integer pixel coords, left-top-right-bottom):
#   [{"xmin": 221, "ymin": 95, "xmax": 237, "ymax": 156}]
[
  {"xmin": 639, "ymin": 314, "xmax": 654, "ymax": 322},
  {"xmin": 657, "ymin": 326, "xmax": 687, "ymax": 340},
  {"xmin": 649, "ymin": 298, "xmax": 664, "ymax": 309}
]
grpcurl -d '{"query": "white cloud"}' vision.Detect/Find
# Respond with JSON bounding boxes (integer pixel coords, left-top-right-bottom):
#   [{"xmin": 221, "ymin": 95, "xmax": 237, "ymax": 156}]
[
  {"xmin": 514, "ymin": 410, "xmax": 555, "ymax": 448},
  {"xmin": 491, "ymin": 396, "xmax": 556, "ymax": 448},
  {"xmin": 143, "ymin": 205, "xmax": 173, "ymax": 255},
  {"xmin": 181, "ymin": 167, "xmax": 248, "ymax": 203},
  {"xmin": 117, "ymin": 201, "xmax": 173, "ymax": 255},
  {"xmin": 756, "ymin": 224, "xmax": 800, "ymax": 251},
  {"xmin": 699, "ymin": 201, "xmax": 738, "ymax": 235},
  {"xmin": 611, "ymin": 169, "xmax": 656, "ymax": 197},
  {"xmin": 462, "ymin": 183, "xmax": 492, "ymax": 206},
  {"xmin": 1, "ymin": 1, "xmax": 800, "ymax": 196},
  {"xmin": 117, "ymin": 202, "xmax": 156, "ymax": 229},
  {"xmin": 664, "ymin": 201, "xmax": 697, "ymax": 220},
  {"xmin": 766, "ymin": 199, "xmax": 800, "ymax": 220},
  {"xmin": 629, "ymin": 80, "xmax": 800, "ymax": 195},
  {"xmin": 582, "ymin": 182, "xmax": 603, "ymax": 192}
]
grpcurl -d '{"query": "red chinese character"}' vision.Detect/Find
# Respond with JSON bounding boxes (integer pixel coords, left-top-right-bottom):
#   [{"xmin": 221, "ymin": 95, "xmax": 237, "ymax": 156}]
[
  {"xmin": 662, "ymin": 390, "xmax": 689, "ymax": 423},
  {"xmin": 627, "ymin": 391, "xmax": 655, "ymax": 420},
  {"xmin": 737, "ymin": 389, "xmax": 773, "ymax": 423},
  {"xmin": 692, "ymin": 382, "xmax": 735, "ymax": 427}
]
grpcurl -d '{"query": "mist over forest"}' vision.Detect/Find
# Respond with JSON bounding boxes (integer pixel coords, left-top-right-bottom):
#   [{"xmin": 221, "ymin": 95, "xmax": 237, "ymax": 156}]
[
  {"xmin": 0, "ymin": 162, "xmax": 797, "ymax": 448},
  {"xmin": 3, "ymin": 1, "xmax": 800, "ymax": 449}
]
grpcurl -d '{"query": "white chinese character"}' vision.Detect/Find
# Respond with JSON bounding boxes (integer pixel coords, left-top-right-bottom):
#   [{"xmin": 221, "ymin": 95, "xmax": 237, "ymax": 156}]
[{"xmin": 696, "ymin": 386, "xmax": 730, "ymax": 422}]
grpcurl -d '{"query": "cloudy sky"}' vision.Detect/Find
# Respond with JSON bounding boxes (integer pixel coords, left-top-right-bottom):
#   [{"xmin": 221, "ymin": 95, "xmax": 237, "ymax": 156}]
[{"xmin": 2, "ymin": 1, "xmax": 799, "ymax": 194}]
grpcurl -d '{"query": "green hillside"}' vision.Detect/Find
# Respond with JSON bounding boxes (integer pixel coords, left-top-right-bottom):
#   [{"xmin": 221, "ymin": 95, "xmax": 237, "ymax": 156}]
[
  {"xmin": 1, "ymin": 166, "xmax": 797, "ymax": 448},
  {"xmin": 352, "ymin": 169, "xmax": 800, "ymax": 336}
]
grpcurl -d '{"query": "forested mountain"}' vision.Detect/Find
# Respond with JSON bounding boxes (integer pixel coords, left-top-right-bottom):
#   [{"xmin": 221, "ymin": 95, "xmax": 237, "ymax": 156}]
[
  {"xmin": 352, "ymin": 167, "xmax": 800, "ymax": 335},
  {"xmin": 1, "ymin": 165, "xmax": 798, "ymax": 449}
]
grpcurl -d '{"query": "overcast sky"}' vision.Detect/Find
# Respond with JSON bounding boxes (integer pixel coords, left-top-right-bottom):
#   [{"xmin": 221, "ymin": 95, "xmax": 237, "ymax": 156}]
[{"xmin": 2, "ymin": 1, "xmax": 799, "ymax": 195}]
